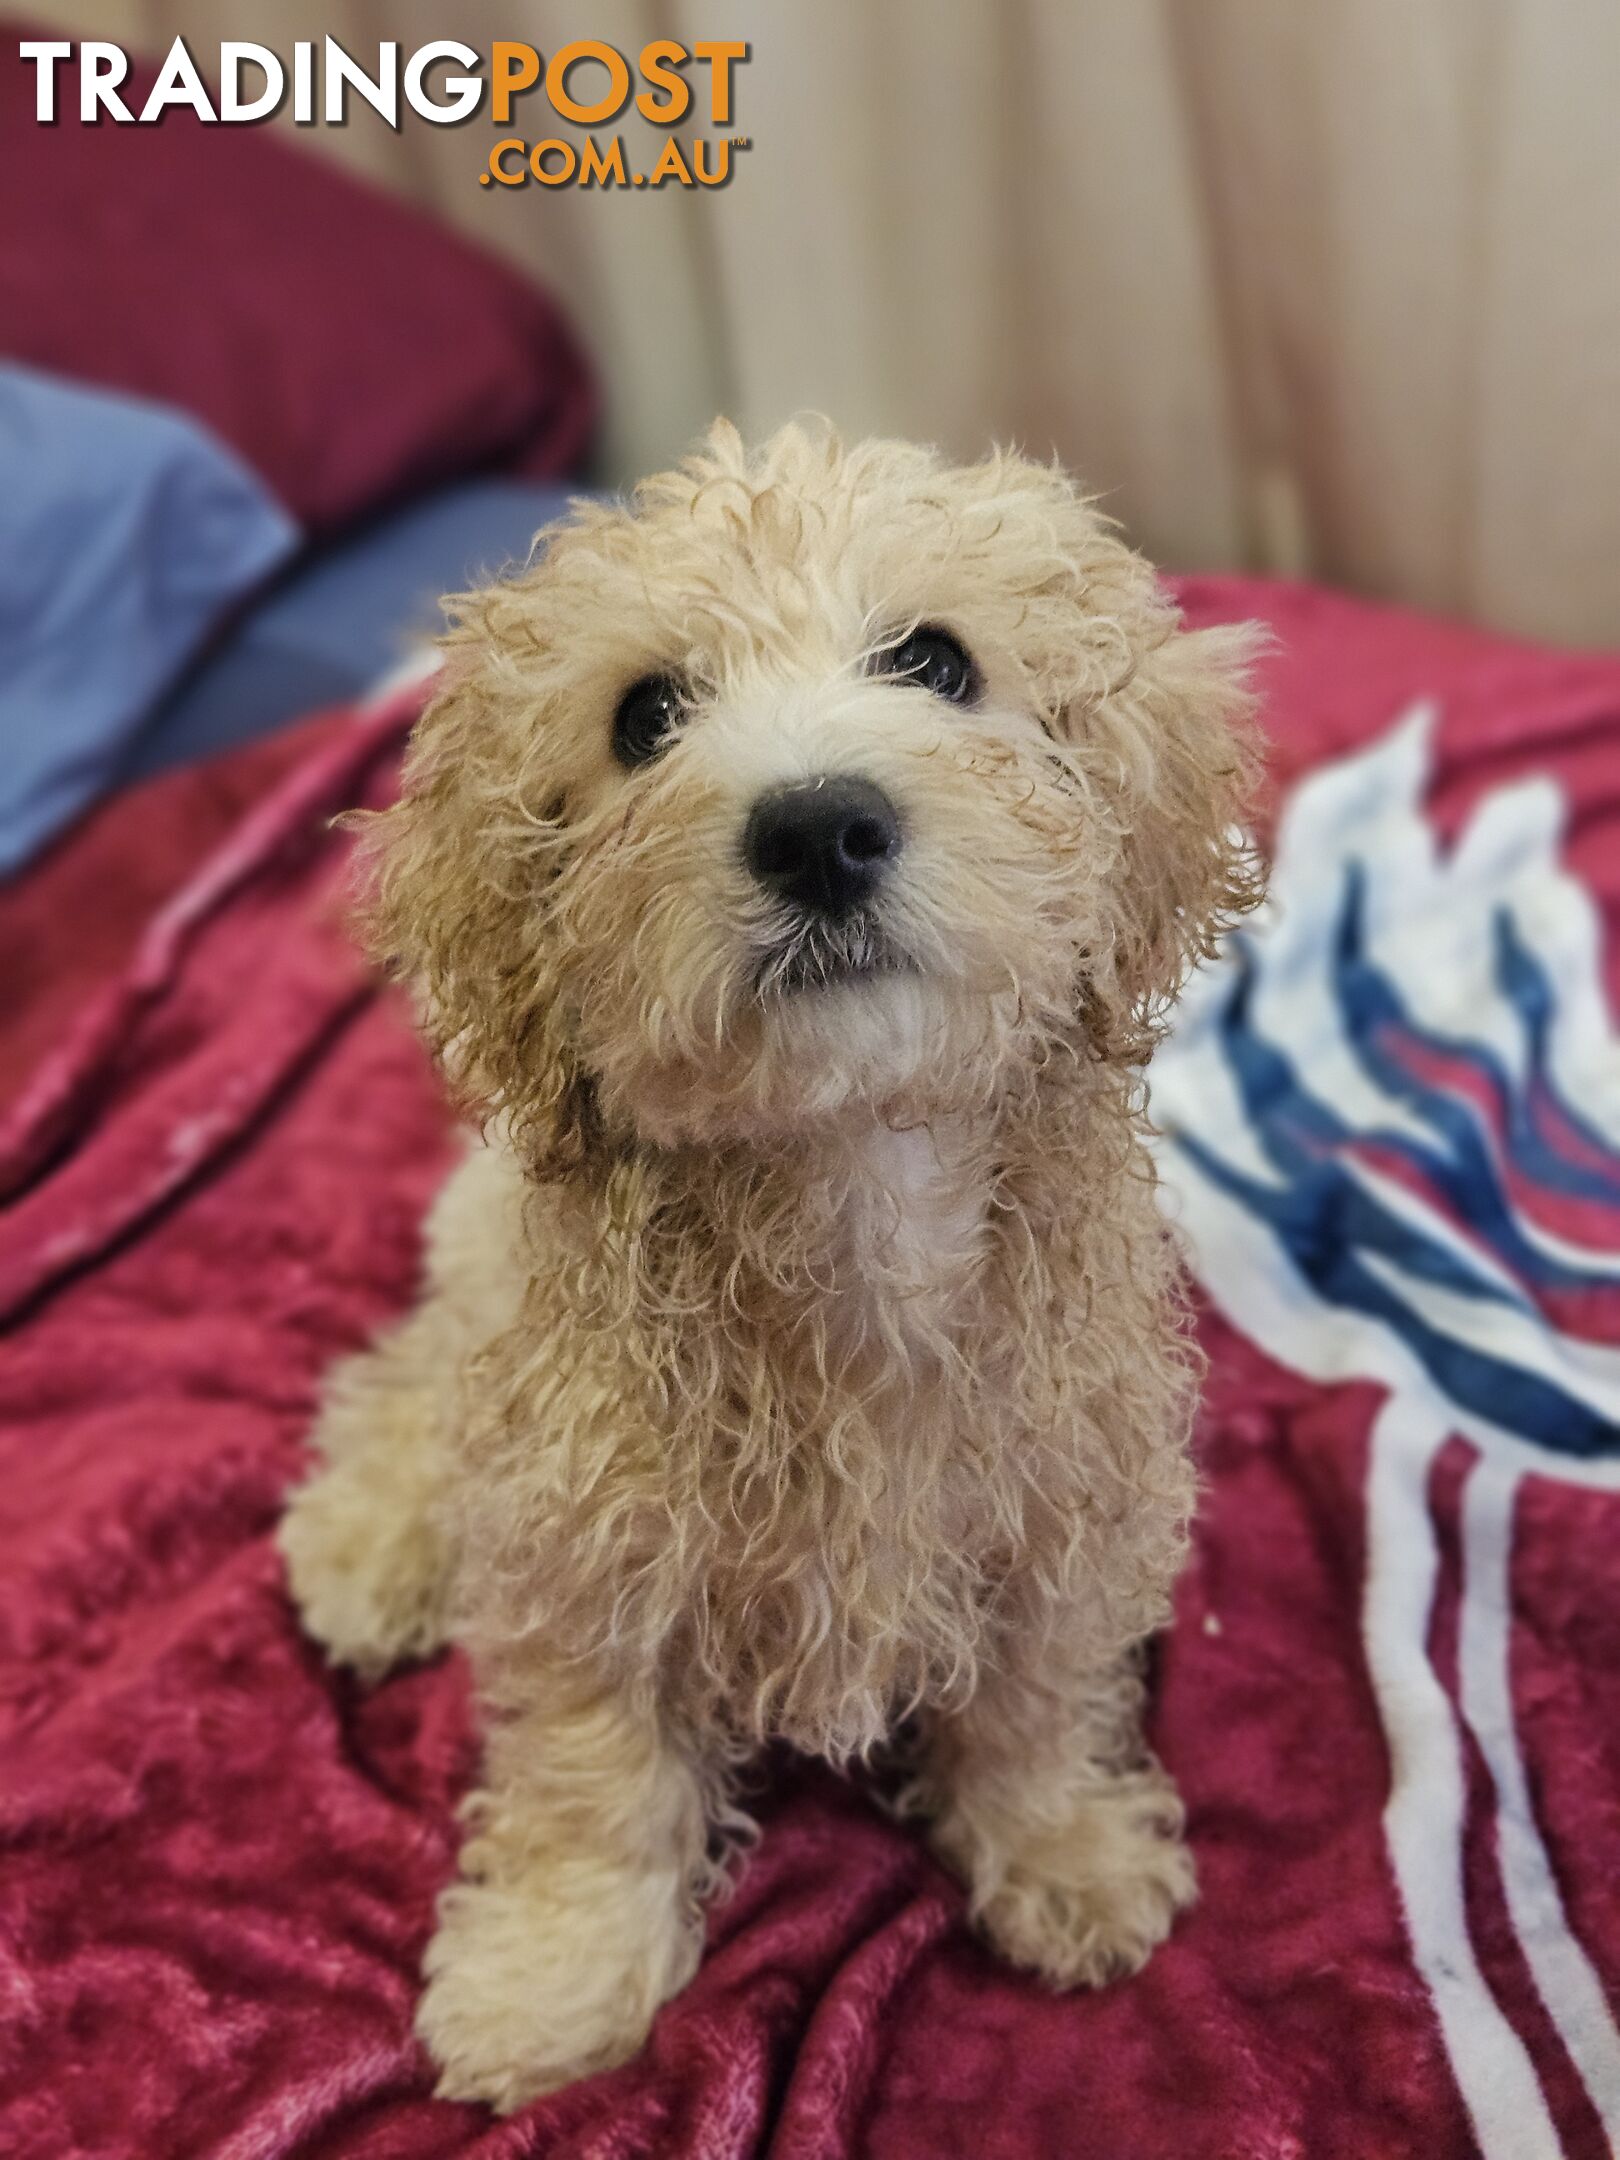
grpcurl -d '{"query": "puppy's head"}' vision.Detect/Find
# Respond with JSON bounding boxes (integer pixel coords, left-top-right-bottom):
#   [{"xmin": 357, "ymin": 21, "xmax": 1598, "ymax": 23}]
[{"xmin": 365, "ymin": 422, "xmax": 1263, "ymax": 1164}]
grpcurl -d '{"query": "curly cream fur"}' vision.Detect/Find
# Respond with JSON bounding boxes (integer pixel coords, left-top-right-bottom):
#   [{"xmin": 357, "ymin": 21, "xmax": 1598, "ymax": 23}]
[{"xmin": 278, "ymin": 421, "xmax": 1263, "ymax": 2111}]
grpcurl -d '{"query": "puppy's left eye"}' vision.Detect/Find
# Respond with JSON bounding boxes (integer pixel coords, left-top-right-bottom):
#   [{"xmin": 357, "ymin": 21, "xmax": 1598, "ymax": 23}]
[
  {"xmin": 873, "ymin": 624, "xmax": 979, "ymax": 706},
  {"xmin": 613, "ymin": 674, "xmax": 686, "ymax": 768}
]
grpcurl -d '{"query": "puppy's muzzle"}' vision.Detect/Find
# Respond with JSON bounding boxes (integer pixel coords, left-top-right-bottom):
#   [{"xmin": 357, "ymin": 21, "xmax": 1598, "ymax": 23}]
[{"xmin": 744, "ymin": 777, "xmax": 901, "ymax": 922}]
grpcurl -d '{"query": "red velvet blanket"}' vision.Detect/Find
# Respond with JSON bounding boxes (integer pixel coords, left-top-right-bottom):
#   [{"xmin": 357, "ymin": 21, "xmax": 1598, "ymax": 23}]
[{"xmin": 3, "ymin": 581, "xmax": 1618, "ymax": 2159}]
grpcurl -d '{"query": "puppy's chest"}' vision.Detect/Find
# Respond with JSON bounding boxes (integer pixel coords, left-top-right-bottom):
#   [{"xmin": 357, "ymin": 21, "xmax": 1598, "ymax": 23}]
[
  {"xmin": 684, "ymin": 1129, "xmax": 1013, "ymax": 1748},
  {"xmin": 817, "ymin": 1124, "xmax": 989, "ymax": 1363}
]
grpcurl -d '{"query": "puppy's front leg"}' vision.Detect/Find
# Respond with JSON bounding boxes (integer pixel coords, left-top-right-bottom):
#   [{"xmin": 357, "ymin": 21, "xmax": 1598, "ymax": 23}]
[
  {"xmin": 280, "ymin": 1303, "xmax": 458, "ymax": 1679},
  {"xmin": 417, "ymin": 1650, "xmax": 714, "ymax": 2112},
  {"xmin": 923, "ymin": 1638, "xmax": 1195, "ymax": 1988}
]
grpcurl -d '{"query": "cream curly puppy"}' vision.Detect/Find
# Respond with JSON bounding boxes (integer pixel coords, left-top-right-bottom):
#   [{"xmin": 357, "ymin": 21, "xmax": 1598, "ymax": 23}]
[{"xmin": 280, "ymin": 420, "xmax": 1262, "ymax": 2112}]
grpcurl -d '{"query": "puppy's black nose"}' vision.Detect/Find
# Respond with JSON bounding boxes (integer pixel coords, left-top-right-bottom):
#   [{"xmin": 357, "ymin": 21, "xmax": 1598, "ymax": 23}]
[{"xmin": 744, "ymin": 777, "xmax": 901, "ymax": 919}]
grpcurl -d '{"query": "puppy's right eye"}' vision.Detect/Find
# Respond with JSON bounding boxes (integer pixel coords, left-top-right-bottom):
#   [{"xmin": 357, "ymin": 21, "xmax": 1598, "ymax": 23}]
[
  {"xmin": 613, "ymin": 675, "xmax": 686, "ymax": 768},
  {"xmin": 872, "ymin": 624, "xmax": 980, "ymax": 706}
]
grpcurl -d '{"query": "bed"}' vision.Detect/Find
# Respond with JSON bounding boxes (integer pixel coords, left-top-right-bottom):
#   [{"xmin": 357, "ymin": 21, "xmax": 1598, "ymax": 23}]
[
  {"xmin": 3, "ymin": 572, "xmax": 1617, "ymax": 2160},
  {"xmin": 5, "ymin": 22, "xmax": 1618, "ymax": 2152}
]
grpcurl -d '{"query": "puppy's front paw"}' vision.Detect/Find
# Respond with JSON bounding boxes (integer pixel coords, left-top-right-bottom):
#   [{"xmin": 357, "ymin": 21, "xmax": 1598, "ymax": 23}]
[
  {"xmin": 945, "ymin": 1774, "xmax": 1196, "ymax": 1989},
  {"xmin": 280, "ymin": 1458, "xmax": 449, "ymax": 1681},
  {"xmin": 417, "ymin": 1871, "xmax": 702, "ymax": 2112}
]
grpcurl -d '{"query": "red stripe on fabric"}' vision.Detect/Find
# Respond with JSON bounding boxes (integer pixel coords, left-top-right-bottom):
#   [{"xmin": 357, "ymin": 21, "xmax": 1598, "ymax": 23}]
[
  {"xmin": 1353, "ymin": 1139, "xmax": 1507, "ymax": 1263},
  {"xmin": 1495, "ymin": 1164, "xmax": 1620, "ymax": 1265},
  {"xmin": 1382, "ymin": 1033, "xmax": 1512, "ymax": 1156},
  {"xmin": 1375, "ymin": 1034, "xmax": 1620, "ymax": 1258},
  {"xmin": 1506, "ymin": 1472, "xmax": 1620, "ymax": 2080},
  {"xmin": 1431, "ymin": 1445, "xmax": 1613, "ymax": 2160},
  {"xmin": 1149, "ymin": 1363, "xmax": 1481, "ymax": 2159},
  {"xmin": 1526, "ymin": 1083, "xmax": 1620, "ymax": 1192},
  {"xmin": 1343, "ymin": 1137, "xmax": 1620, "ymax": 1355}
]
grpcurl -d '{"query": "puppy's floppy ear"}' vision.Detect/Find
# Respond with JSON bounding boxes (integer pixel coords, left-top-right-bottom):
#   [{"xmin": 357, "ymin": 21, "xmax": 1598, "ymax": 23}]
[
  {"xmin": 1074, "ymin": 614, "xmax": 1266, "ymax": 1055},
  {"xmin": 351, "ymin": 640, "xmax": 601, "ymax": 1177}
]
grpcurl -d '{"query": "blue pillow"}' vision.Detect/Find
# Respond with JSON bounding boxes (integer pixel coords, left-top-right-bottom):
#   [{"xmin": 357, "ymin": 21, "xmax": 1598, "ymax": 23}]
[
  {"xmin": 128, "ymin": 480, "xmax": 573, "ymax": 781},
  {"xmin": 0, "ymin": 366, "xmax": 298, "ymax": 874}
]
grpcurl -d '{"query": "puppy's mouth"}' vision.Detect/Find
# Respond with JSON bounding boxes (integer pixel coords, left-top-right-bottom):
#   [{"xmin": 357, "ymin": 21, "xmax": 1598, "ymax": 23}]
[{"xmin": 753, "ymin": 916, "xmax": 917, "ymax": 1000}]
